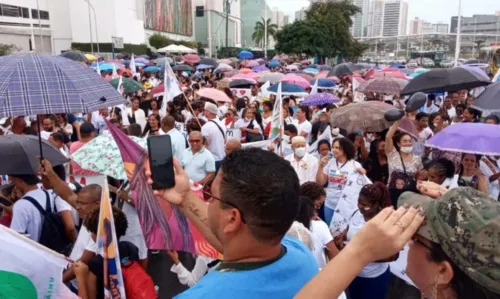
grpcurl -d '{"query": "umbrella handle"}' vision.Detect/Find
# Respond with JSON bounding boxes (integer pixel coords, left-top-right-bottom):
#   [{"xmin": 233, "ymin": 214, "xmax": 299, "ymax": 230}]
[{"xmin": 36, "ymin": 117, "xmax": 45, "ymax": 166}]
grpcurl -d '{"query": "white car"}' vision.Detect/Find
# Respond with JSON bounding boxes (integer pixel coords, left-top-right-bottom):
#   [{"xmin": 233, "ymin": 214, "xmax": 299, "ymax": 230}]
[
  {"xmin": 406, "ymin": 60, "xmax": 419, "ymax": 68},
  {"xmin": 440, "ymin": 60, "xmax": 453, "ymax": 68},
  {"xmin": 421, "ymin": 58, "xmax": 435, "ymax": 68}
]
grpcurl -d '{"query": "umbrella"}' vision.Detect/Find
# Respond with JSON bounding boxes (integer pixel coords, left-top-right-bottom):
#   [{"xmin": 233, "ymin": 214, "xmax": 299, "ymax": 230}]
[
  {"xmin": 153, "ymin": 57, "xmax": 173, "ymax": 66},
  {"xmin": 409, "ymin": 68, "xmax": 430, "ymax": 78},
  {"xmin": 471, "ymin": 82, "xmax": 500, "ymax": 113},
  {"xmin": 116, "ymin": 52, "xmax": 130, "ymax": 59},
  {"xmin": 310, "ymin": 78, "xmax": 336, "ymax": 89},
  {"xmin": 110, "ymin": 78, "xmax": 143, "ymax": 93},
  {"xmin": 461, "ymin": 65, "xmax": 489, "ymax": 79},
  {"xmin": 252, "ymin": 65, "xmax": 269, "ymax": 72},
  {"xmin": 280, "ymin": 74, "xmax": 311, "ymax": 89},
  {"xmin": 426, "ymin": 123, "xmax": 500, "ymax": 155},
  {"xmin": 135, "ymin": 57, "xmax": 150, "ymax": 64},
  {"xmin": 139, "ymin": 54, "xmax": 150, "ymax": 59},
  {"xmin": 229, "ymin": 79, "xmax": 256, "ymax": 88},
  {"xmin": 244, "ymin": 60, "xmax": 259, "ymax": 68},
  {"xmin": 238, "ymin": 51, "xmax": 253, "ymax": 59},
  {"xmin": 315, "ymin": 70, "xmax": 329, "ymax": 79},
  {"xmin": 108, "ymin": 60, "xmax": 125, "ymax": 68},
  {"xmin": 199, "ymin": 58, "xmax": 218, "ymax": 67},
  {"xmin": 196, "ymin": 64, "xmax": 213, "ymax": 70},
  {"xmin": 85, "ymin": 53, "xmax": 98, "ymax": 61},
  {"xmin": 267, "ymin": 83, "xmax": 308, "ymax": 96},
  {"xmin": 218, "ymin": 59, "xmax": 232, "ymax": 64},
  {"xmin": 239, "ymin": 68, "xmax": 253, "ymax": 74},
  {"xmin": 327, "ymin": 63, "xmax": 356, "ymax": 77},
  {"xmin": 303, "ymin": 68, "xmax": 320, "ymax": 75},
  {"xmin": 319, "ymin": 65, "xmax": 332, "ymax": 70},
  {"xmin": 357, "ymin": 77, "xmax": 407, "ymax": 94},
  {"xmin": 0, "ymin": 53, "xmax": 125, "ymax": 118},
  {"xmin": 331, "ymin": 101, "xmax": 394, "ymax": 133},
  {"xmin": 228, "ymin": 57, "xmax": 239, "ymax": 62},
  {"xmin": 172, "ymin": 64, "xmax": 193, "ymax": 72},
  {"xmin": 256, "ymin": 58, "xmax": 267, "ymax": 65},
  {"xmin": 0, "ymin": 135, "xmax": 68, "ymax": 175},
  {"xmin": 117, "ymin": 68, "xmax": 133, "ymax": 77},
  {"xmin": 231, "ymin": 73, "xmax": 260, "ymax": 81},
  {"xmin": 98, "ymin": 63, "xmax": 121, "ymax": 71},
  {"xmin": 268, "ymin": 60, "xmax": 280, "ymax": 68},
  {"xmin": 294, "ymin": 72, "xmax": 314, "ymax": 83},
  {"xmin": 401, "ymin": 68, "xmax": 491, "ymax": 95},
  {"xmin": 143, "ymin": 66, "xmax": 160, "ymax": 72},
  {"xmin": 224, "ymin": 69, "xmax": 239, "ymax": 78},
  {"xmin": 302, "ymin": 93, "xmax": 341, "ymax": 106},
  {"xmin": 399, "ymin": 68, "xmax": 414, "ymax": 76},
  {"xmin": 61, "ymin": 50, "xmax": 87, "ymax": 62},
  {"xmin": 364, "ymin": 68, "xmax": 377, "ymax": 79},
  {"xmin": 398, "ymin": 116, "xmax": 419, "ymax": 140},
  {"xmin": 71, "ymin": 133, "xmax": 147, "ymax": 180},
  {"xmin": 285, "ymin": 65, "xmax": 298, "ymax": 71},
  {"xmin": 258, "ymin": 72, "xmax": 284, "ymax": 83},
  {"xmin": 377, "ymin": 69, "xmax": 407, "ymax": 80},
  {"xmin": 327, "ymin": 76, "xmax": 341, "ymax": 83},
  {"xmin": 151, "ymin": 83, "xmax": 164, "ymax": 97},
  {"xmin": 214, "ymin": 63, "xmax": 233, "ymax": 73},
  {"xmin": 184, "ymin": 54, "xmax": 201, "ymax": 64},
  {"xmin": 197, "ymin": 88, "xmax": 232, "ymax": 103}
]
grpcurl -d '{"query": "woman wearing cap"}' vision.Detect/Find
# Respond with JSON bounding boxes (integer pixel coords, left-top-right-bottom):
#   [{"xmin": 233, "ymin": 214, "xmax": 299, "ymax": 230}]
[{"xmin": 294, "ymin": 185, "xmax": 500, "ymax": 299}]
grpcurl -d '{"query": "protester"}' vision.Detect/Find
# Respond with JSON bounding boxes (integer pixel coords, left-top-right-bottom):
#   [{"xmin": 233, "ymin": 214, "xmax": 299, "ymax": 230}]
[
  {"xmin": 449, "ymin": 154, "xmax": 489, "ymax": 194},
  {"xmin": 70, "ymin": 122, "xmax": 98, "ymax": 176},
  {"xmin": 480, "ymin": 155, "xmax": 500, "ymax": 200},
  {"xmin": 143, "ymin": 114, "xmax": 161, "ymax": 137},
  {"xmin": 160, "ymin": 115, "xmax": 187, "ymax": 162},
  {"xmin": 293, "ymin": 106, "xmax": 312, "ymax": 142},
  {"xmin": 168, "ymin": 250, "xmax": 219, "ymax": 287},
  {"xmin": 127, "ymin": 96, "xmax": 147, "ymax": 130},
  {"xmin": 182, "ymin": 131, "xmax": 216, "ymax": 185},
  {"xmin": 201, "ymin": 102, "xmax": 227, "ymax": 170},
  {"xmin": 285, "ymin": 136, "xmax": 319, "ymax": 185}
]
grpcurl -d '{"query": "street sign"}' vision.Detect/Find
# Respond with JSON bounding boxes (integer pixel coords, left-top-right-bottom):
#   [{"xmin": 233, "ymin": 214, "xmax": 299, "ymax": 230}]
[{"xmin": 112, "ymin": 36, "xmax": 124, "ymax": 49}]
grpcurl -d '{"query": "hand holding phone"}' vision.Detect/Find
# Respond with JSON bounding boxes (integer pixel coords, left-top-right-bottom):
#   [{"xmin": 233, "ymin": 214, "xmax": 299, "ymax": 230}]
[{"xmin": 147, "ymin": 135, "xmax": 176, "ymax": 190}]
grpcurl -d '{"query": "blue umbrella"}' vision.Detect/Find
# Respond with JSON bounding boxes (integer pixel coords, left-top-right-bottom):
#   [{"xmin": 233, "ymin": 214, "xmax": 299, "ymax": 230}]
[
  {"xmin": 268, "ymin": 60, "xmax": 280, "ymax": 68},
  {"xmin": 310, "ymin": 78, "xmax": 336, "ymax": 89},
  {"xmin": 302, "ymin": 93, "xmax": 341, "ymax": 106},
  {"xmin": 303, "ymin": 68, "xmax": 320, "ymax": 75},
  {"xmin": 267, "ymin": 83, "xmax": 308, "ymax": 95},
  {"xmin": 98, "ymin": 63, "xmax": 121, "ymax": 71},
  {"xmin": 122, "ymin": 59, "xmax": 130, "ymax": 66},
  {"xmin": 0, "ymin": 53, "xmax": 125, "ymax": 118},
  {"xmin": 318, "ymin": 65, "xmax": 332, "ymax": 70},
  {"xmin": 238, "ymin": 51, "xmax": 253, "ymax": 59},
  {"xmin": 143, "ymin": 66, "xmax": 160, "ymax": 72},
  {"xmin": 196, "ymin": 64, "xmax": 213, "ymax": 70},
  {"xmin": 90, "ymin": 61, "xmax": 104, "ymax": 68},
  {"xmin": 135, "ymin": 62, "xmax": 146, "ymax": 67},
  {"xmin": 389, "ymin": 64, "xmax": 405, "ymax": 69}
]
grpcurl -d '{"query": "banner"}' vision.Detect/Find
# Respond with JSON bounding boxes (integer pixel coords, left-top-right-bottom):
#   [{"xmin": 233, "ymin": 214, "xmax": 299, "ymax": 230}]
[
  {"xmin": 308, "ymin": 126, "xmax": 332, "ymax": 156},
  {"xmin": 174, "ymin": 121, "xmax": 188, "ymax": 139},
  {"xmin": 226, "ymin": 128, "xmax": 241, "ymax": 141},
  {"xmin": 231, "ymin": 88, "xmax": 251, "ymax": 99},
  {"xmin": 389, "ymin": 245, "xmax": 417, "ymax": 287}
]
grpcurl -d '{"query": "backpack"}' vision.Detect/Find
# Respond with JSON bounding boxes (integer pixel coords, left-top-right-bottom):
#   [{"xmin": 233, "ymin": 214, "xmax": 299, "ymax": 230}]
[
  {"xmin": 23, "ymin": 190, "xmax": 72, "ymax": 255},
  {"xmin": 122, "ymin": 261, "xmax": 157, "ymax": 299}
]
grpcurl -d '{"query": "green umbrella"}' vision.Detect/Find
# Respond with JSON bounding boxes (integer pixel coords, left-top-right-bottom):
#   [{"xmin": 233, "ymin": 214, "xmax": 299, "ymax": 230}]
[{"xmin": 110, "ymin": 77, "xmax": 143, "ymax": 94}]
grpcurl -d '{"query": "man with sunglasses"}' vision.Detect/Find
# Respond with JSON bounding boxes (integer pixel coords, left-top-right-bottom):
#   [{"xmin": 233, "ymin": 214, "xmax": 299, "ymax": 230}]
[
  {"xmin": 147, "ymin": 148, "xmax": 318, "ymax": 299},
  {"xmin": 181, "ymin": 131, "xmax": 216, "ymax": 186}
]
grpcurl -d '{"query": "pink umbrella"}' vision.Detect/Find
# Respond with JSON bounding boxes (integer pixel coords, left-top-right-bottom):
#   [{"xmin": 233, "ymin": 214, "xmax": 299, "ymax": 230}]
[
  {"xmin": 104, "ymin": 75, "xmax": 113, "ymax": 82},
  {"xmin": 315, "ymin": 70, "xmax": 329, "ymax": 79},
  {"xmin": 300, "ymin": 59, "xmax": 310, "ymax": 65},
  {"xmin": 364, "ymin": 68, "xmax": 377, "ymax": 80},
  {"xmin": 224, "ymin": 69, "xmax": 239, "ymax": 78},
  {"xmin": 218, "ymin": 59, "xmax": 232, "ymax": 64},
  {"xmin": 197, "ymin": 88, "xmax": 232, "ymax": 103},
  {"xmin": 327, "ymin": 76, "xmax": 341, "ymax": 83},
  {"xmin": 151, "ymin": 83, "xmax": 164, "ymax": 97},
  {"xmin": 232, "ymin": 73, "xmax": 260, "ymax": 81},
  {"xmin": 280, "ymin": 74, "xmax": 311, "ymax": 89},
  {"xmin": 108, "ymin": 60, "xmax": 125, "ymax": 68},
  {"xmin": 244, "ymin": 60, "xmax": 259, "ymax": 68},
  {"xmin": 239, "ymin": 68, "xmax": 253, "ymax": 74},
  {"xmin": 273, "ymin": 55, "xmax": 280, "ymax": 60},
  {"xmin": 373, "ymin": 71, "xmax": 407, "ymax": 80},
  {"xmin": 184, "ymin": 54, "xmax": 200, "ymax": 64}
]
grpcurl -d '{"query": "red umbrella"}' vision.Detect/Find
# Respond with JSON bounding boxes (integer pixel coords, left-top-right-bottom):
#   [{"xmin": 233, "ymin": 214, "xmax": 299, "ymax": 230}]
[
  {"xmin": 117, "ymin": 68, "xmax": 133, "ymax": 77},
  {"xmin": 239, "ymin": 68, "xmax": 253, "ymax": 74},
  {"xmin": 151, "ymin": 83, "xmax": 164, "ymax": 97},
  {"xmin": 184, "ymin": 54, "xmax": 200, "ymax": 64},
  {"xmin": 364, "ymin": 68, "xmax": 377, "ymax": 80},
  {"xmin": 280, "ymin": 74, "xmax": 312, "ymax": 88},
  {"xmin": 373, "ymin": 71, "xmax": 407, "ymax": 80}
]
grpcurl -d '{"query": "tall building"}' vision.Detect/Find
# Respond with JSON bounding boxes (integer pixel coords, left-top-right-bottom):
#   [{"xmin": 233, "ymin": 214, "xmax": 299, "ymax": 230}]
[
  {"xmin": 433, "ymin": 23, "xmax": 449, "ymax": 34},
  {"xmin": 459, "ymin": 14, "xmax": 500, "ymax": 35},
  {"xmin": 271, "ymin": 7, "xmax": 285, "ymax": 29},
  {"xmin": 422, "ymin": 21, "xmax": 434, "ymax": 34},
  {"xmin": 367, "ymin": 0, "xmax": 385, "ymax": 37},
  {"xmin": 382, "ymin": 0, "xmax": 408, "ymax": 37},
  {"xmin": 351, "ymin": 0, "xmax": 370, "ymax": 37},
  {"xmin": 283, "ymin": 15, "xmax": 290, "ymax": 26},
  {"xmin": 295, "ymin": 7, "xmax": 307, "ymax": 22},
  {"xmin": 240, "ymin": 0, "xmax": 272, "ymax": 48},
  {"xmin": 409, "ymin": 17, "xmax": 423, "ymax": 35}
]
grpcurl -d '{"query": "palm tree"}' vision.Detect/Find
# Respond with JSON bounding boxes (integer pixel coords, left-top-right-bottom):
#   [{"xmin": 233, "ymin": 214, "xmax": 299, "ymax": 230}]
[{"xmin": 252, "ymin": 18, "xmax": 278, "ymax": 49}]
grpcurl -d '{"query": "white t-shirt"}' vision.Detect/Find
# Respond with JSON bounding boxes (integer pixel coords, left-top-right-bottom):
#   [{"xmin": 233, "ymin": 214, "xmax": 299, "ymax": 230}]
[
  {"xmin": 293, "ymin": 120, "xmax": 312, "ymax": 142},
  {"xmin": 10, "ymin": 188, "xmax": 53, "ymax": 242},
  {"xmin": 40, "ymin": 130, "xmax": 52, "ymax": 140},
  {"xmin": 421, "ymin": 104, "xmax": 439, "ymax": 114},
  {"xmin": 480, "ymin": 158, "xmax": 500, "ymax": 200},
  {"xmin": 235, "ymin": 118, "xmax": 263, "ymax": 135},
  {"xmin": 323, "ymin": 159, "xmax": 362, "ymax": 210},
  {"xmin": 346, "ymin": 211, "xmax": 389, "ymax": 278},
  {"xmin": 70, "ymin": 226, "xmax": 97, "ymax": 288},
  {"xmin": 310, "ymin": 220, "xmax": 333, "ymax": 269},
  {"xmin": 447, "ymin": 107, "xmax": 457, "ymax": 119},
  {"xmin": 413, "ymin": 127, "xmax": 433, "ymax": 157},
  {"xmin": 121, "ymin": 202, "xmax": 148, "ymax": 259},
  {"xmin": 201, "ymin": 118, "xmax": 227, "ymax": 161}
]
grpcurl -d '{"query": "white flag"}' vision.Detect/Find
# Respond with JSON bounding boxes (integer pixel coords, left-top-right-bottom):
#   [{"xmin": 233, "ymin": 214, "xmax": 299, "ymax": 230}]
[
  {"xmin": 111, "ymin": 63, "xmax": 119, "ymax": 80},
  {"xmin": 260, "ymin": 80, "xmax": 271, "ymax": 97},
  {"xmin": 0, "ymin": 225, "xmax": 78, "ymax": 299},
  {"xmin": 310, "ymin": 79, "xmax": 319, "ymax": 95},
  {"xmin": 130, "ymin": 53, "xmax": 137, "ymax": 77},
  {"xmin": 96, "ymin": 61, "xmax": 101, "ymax": 76},
  {"xmin": 493, "ymin": 68, "xmax": 500, "ymax": 83},
  {"xmin": 161, "ymin": 58, "xmax": 183, "ymax": 115},
  {"xmin": 269, "ymin": 82, "xmax": 283, "ymax": 141},
  {"xmin": 308, "ymin": 126, "xmax": 332, "ymax": 155}
]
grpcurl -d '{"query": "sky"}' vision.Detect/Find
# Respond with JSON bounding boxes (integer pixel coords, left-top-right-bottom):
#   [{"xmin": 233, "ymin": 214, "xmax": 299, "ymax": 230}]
[{"xmin": 266, "ymin": 0, "xmax": 500, "ymax": 24}]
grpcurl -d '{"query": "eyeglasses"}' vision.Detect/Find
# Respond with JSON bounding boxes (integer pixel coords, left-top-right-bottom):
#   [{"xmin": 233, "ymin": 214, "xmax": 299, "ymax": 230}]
[
  {"xmin": 411, "ymin": 236, "xmax": 434, "ymax": 252},
  {"xmin": 189, "ymin": 139, "xmax": 202, "ymax": 143},
  {"xmin": 202, "ymin": 190, "xmax": 246, "ymax": 223}
]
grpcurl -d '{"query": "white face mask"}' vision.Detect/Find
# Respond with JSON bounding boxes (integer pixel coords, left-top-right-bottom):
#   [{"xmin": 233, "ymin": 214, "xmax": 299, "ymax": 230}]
[
  {"xmin": 400, "ymin": 146, "xmax": 413, "ymax": 154},
  {"xmin": 294, "ymin": 147, "xmax": 306, "ymax": 158},
  {"xmin": 332, "ymin": 127, "xmax": 340, "ymax": 136}
]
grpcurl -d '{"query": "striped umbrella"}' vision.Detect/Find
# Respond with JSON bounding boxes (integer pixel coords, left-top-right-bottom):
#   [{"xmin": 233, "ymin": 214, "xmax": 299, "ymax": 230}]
[
  {"xmin": 357, "ymin": 77, "xmax": 407, "ymax": 94},
  {"xmin": 302, "ymin": 93, "xmax": 341, "ymax": 106}
]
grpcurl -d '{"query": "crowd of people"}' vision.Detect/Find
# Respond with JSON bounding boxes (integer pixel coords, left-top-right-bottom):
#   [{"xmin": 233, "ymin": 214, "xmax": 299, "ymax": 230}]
[{"xmin": 0, "ymin": 54, "xmax": 499, "ymax": 299}]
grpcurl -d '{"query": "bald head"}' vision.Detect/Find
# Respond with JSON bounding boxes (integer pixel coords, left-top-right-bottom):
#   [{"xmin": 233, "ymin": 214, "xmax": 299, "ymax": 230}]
[
  {"xmin": 161, "ymin": 115, "xmax": 175, "ymax": 131},
  {"xmin": 225, "ymin": 139, "xmax": 242, "ymax": 156}
]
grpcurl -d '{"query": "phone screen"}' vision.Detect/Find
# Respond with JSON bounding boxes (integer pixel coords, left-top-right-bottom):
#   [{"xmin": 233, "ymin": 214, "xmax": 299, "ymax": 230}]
[{"xmin": 147, "ymin": 135, "xmax": 175, "ymax": 190}]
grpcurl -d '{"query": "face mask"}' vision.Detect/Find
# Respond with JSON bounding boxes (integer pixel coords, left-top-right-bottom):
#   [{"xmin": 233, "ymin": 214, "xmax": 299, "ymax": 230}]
[
  {"xmin": 332, "ymin": 127, "xmax": 340, "ymax": 136},
  {"xmin": 294, "ymin": 147, "xmax": 306, "ymax": 158},
  {"xmin": 400, "ymin": 146, "xmax": 413, "ymax": 154}
]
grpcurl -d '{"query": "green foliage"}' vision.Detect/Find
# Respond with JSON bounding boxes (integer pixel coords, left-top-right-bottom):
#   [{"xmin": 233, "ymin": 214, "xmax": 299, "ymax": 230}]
[
  {"xmin": 275, "ymin": 0, "xmax": 364, "ymax": 59},
  {"xmin": 148, "ymin": 33, "xmax": 171, "ymax": 49},
  {"xmin": 252, "ymin": 18, "xmax": 278, "ymax": 48},
  {"xmin": 70, "ymin": 43, "xmax": 150, "ymax": 55},
  {"xmin": 0, "ymin": 43, "xmax": 21, "ymax": 56}
]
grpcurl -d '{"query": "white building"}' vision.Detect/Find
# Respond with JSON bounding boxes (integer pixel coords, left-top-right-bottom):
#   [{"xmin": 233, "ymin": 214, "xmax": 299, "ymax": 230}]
[
  {"xmin": 295, "ymin": 7, "xmax": 307, "ymax": 22},
  {"xmin": 422, "ymin": 21, "xmax": 434, "ymax": 34},
  {"xmin": 409, "ymin": 17, "xmax": 423, "ymax": 35},
  {"xmin": 272, "ymin": 7, "xmax": 286, "ymax": 29},
  {"xmin": 382, "ymin": 0, "xmax": 408, "ymax": 37},
  {"xmin": 1, "ymin": 0, "xmax": 196, "ymax": 55},
  {"xmin": 367, "ymin": 0, "xmax": 385, "ymax": 37},
  {"xmin": 432, "ymin": 23, "xmax": 448, "ymax": 34},
  {"xmin": 351, "ymin": 0, "xmax": 370, "ymax": 37}
]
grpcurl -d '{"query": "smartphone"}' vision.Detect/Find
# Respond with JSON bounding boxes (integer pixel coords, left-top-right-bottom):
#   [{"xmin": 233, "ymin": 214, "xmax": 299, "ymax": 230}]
[{"xmin": 147, "ymin": 135, "xmax": 175, "ymax": 190}]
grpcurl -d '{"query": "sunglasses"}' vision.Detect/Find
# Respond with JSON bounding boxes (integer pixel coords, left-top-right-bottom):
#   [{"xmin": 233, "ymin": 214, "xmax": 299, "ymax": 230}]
[
  {"xmin": 189, "ymin": 139, "xmax": 202, "ymax": 143},
  {"xmin": 411, "ymin": 236, "xmax": 434, "ymax": 252},
  {"xmin": 202, "ymin": 190, "xmax": 246, "ymax": 223}
]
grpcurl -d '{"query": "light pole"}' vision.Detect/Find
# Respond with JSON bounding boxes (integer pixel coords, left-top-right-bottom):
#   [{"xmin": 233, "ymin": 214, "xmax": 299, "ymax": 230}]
[
  {"xmin": 264, "ymin": 6, "xmax": 267, "ymax": 58},
  {"xmin": 86, "ymin": 1, "xmax": 93, "ymax": 53},
  {"xmin": 84, "ymin": 0, "xmax": 100, "ymax": 54},
  {"xmin": 454, "ymin": 0, "xmax": 462, "ymax": 66},
  {"xmin": 36, "ymin": 0, "xmax": 44, "ymax": 53}
]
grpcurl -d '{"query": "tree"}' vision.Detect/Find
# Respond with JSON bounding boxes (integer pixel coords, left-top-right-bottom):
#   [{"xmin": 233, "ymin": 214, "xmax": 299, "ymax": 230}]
[
  {"xmin": 0, "ymin": 43, "xmax": 21, "ymax": 56},
  {"xmin": 252, "ymin": 18, "xmax": 278, "ymax": 48},
  {"xmin": 148, "ymin": 33, "xmax": 171, "ymax": 50}
]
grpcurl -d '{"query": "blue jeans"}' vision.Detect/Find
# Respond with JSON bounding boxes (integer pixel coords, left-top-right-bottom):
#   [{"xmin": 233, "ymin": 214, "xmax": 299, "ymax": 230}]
[
  {"xmin": 348, "ymin": 268, "xmax": 391, "ymax": 299},
  {"xmin": 324, "ymin": 206, "xmax": 334, "ymax": 226},
  {"xmin": 215, "ymin": 160, "xmax": 222, "ymax": 174}
]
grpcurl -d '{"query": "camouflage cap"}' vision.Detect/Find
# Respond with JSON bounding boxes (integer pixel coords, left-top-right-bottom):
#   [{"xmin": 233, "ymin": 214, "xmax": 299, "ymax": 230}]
[{"xmin": 398, "ymin": 187, "xmax": 500, "ymax": 294}]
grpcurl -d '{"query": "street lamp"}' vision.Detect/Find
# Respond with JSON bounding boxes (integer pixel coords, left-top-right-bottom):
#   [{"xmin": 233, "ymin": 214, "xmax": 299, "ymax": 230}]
[
  {"xmin": 454, "ymin": 0, "xmax": 462, "ymax": 66},
  {"xmin": 83, "ymin": 0, "xmax": 100, "ymax": 54}
]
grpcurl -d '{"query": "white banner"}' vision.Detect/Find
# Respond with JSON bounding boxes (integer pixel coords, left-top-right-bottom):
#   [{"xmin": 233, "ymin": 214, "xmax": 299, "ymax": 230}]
[
  {"xmin": 242, "ymin": 140, "xmax": 271, "ymax": 150},
  {"xmin": 231, "ymin": 88, "xmax": 252, "ymax": 99},
  {"xmin": 174, "ymin": 121, "xmax": 188, "ymax": 139},
  {"xmin": 226, "ymin": 128, "xmax": 241, "ymax": 141}
]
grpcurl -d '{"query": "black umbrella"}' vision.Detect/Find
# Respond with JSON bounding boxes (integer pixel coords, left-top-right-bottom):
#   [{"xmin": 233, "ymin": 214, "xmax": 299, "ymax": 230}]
[
  {"xmin": 199, "ymin": 58, "xmax": 218, "ymax": 68},
  {"xmin": 471, "ymin": 81, "xmax": 500, "ymax": 113},
  {"xmin": 172, "ymin": 64, "xmax": 193, "ymax": 72},
  {"xmin": 327, "ymin": 63, "xmax": 356, "ymax": 77},
  {"xmin": 401, "ymin": 68, "xmax": 491, "ymax": 95},
  {"xmin": 61, "ymin": 50, "xmax": 87, "ymax": 62},
  {"xmin": 229, "ymin": 79, "xmax": 255, "ymax": 88},
  {"xmin": 0, "ymin": 135, "xmax": 68, "ymax": 175}
]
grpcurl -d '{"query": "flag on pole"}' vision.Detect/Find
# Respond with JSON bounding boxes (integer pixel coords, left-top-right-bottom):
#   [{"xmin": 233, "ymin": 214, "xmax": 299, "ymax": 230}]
[
  {"xmin": 310, "ymin": 79, "xmax": 319, "ymax": 95},
  {"xmin": 129, "ymin": 54, "xmax": 137, "ymax": 77},
  {"xmin": 111, "ymin": 63, "xmax": 119, "ymax": 80},
  {"xmin": 96, "ymin": 178, "xmax": 127, "ymax": 298},
  {"xmin": 308, "ymin": 126, "xmax": 332, "ymax": 155},
  {"xmin": 96, "ymin": 61, "xmax": 101, "ymax": 76},
  {"xmin": 493, "ymin": 68, "xmax": 500, "ymax": 83},
  {"xmin": 114, "ymin": 76, "xmax": 130, "ymax": 126},
  {"xmin": 161, "ymin": 59, "xmax": 183, "ymax": 115},
  {"xmin": 269, "ymin": 82, "xmax": 283, "ymax": 141},
  {"xmin": 0, "ymin": 225, "xmax": 78, "ymax": 299},
  {"xmin": 260, "ymin": 80, "xmax": 271, "ymax": 97}
]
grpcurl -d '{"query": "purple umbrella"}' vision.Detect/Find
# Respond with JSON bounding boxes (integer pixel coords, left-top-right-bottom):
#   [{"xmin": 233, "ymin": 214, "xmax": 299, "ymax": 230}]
[
  {"xmin": 426, "ymin": 123, "xmax": 500, "ymax": 155},
  {"xmin": 461, "ymin": 65, "xmax": 489, "ymax": 80},
  {"xmin": 301, "ymin": 93, "xmax": 341, "ymax": 106},
  {"xmin": 245, "ymin": 60, "xmax": 259, "ymax": 68},
  {"xmin": 256, "ymin": 58, "xmax": 267, "ymax": 65},
  {"xmin": 252, "ymin": 65, "xmax": 269, "ymax": 72}
]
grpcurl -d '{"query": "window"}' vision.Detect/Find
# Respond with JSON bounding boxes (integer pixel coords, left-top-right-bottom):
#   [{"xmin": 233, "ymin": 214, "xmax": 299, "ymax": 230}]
[
  {"xmin": 21, "ymin": 7, "xmax": 29, "ymax": 18},
  {"xmin": 31, "ymin": 8, "xmax": 38, "ymax": 19},
  {"xmin": 40, "ymin": 10, "xmax": 49, "ymax": 20},
  {"xmin": 0, "ymin": 4, "xmax": 21, "ymax": 17}
]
